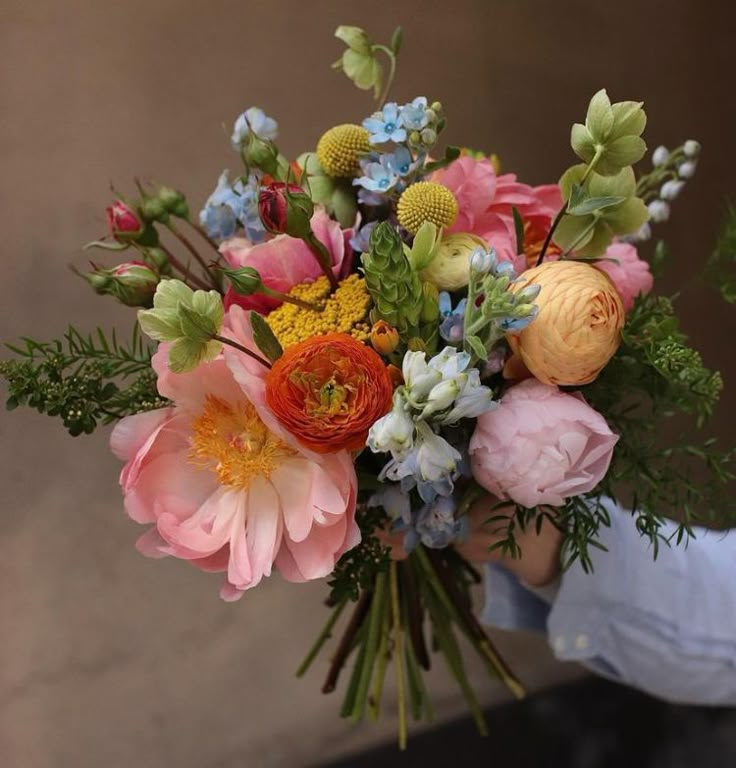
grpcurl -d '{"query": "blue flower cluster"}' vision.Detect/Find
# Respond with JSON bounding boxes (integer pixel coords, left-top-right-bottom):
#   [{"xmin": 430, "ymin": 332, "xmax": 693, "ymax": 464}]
[
  {"xmin": 354, "ymin": 97, "xmax": 436, "ymax": 199},
  {"xmin": 198, "ymin": 170, "xmax": 265, "ymax": 242},
  {"xmin": 368, "ymin": 485, "xmax": 468, "ymax": 554}
]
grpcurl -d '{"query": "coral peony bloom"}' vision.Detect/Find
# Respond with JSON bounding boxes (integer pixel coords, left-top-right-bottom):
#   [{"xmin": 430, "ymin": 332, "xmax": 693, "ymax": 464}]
[
  {"xmin": 506, "ymin": 260, "xmax": 624, "ymax": 386},
  {"xmin": 265, "ymin": 333, "xmax": 393, "ymax": 453},
  {"xmin": 220, "ymin": 208, "xmax": 353, "ymax": 314},
  {"xmin": 469, "ymin": 379, "xmax": 618, "ymax": 508},
  {"xmin": 595, "ymin": 240, "xmax": 654, "ymax": 311},
  {"xmin": 432, "ymin": 156, "xmax": 560, "ymax": 272},
  {"xmin": 110, "ymin": 331, "xmax": 359, "ymax": 601}
]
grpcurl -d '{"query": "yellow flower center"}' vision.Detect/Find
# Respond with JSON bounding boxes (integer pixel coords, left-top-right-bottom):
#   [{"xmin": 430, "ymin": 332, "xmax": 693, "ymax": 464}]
[
  {"xmin": 189, "ymin": 395, "xmax": 295, "ymax": 489},
  {"xmin": 267, "ymin": 274, "xmax": 372, "ymax": 348},
  {"xmin": 316, "ymin": 124, "xmax": 372, "ymax": 177},
  {"xmin": 397, "ymin": 181, "xmax": 459, "ymax": 235}
]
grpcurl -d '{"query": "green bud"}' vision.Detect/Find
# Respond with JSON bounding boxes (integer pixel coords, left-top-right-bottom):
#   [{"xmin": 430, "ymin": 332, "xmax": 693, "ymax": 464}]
[
  {"xmin": 220, "ymin": 266, "xmax": 264, "ymax": 295},
  {"xmin": 244, "ymin": 135, "xmax": 282, "ymax": 177},
  {"xmin": 420, "ymin": 281, "xmax": 440, "ymax": 324},
  {"xmin": 82, "ymin": 262, "xmax": 159, "ymax": 308},
  {"xmin": 157, "ymin": 186, "xmax": 190, "ymax": 219},
  {"xmin": 139, "ymin": 195, "xmax": 169, "ymax": 224},
  {"xmin": 142, "ymin": 246, "xmax": 172, "ymax": 274}
]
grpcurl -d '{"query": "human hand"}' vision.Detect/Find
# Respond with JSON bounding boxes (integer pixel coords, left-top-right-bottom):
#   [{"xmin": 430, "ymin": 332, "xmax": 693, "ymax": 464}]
[{"xmin": 455, "ymin": 494, "xmax": 563, "ymax": 587}]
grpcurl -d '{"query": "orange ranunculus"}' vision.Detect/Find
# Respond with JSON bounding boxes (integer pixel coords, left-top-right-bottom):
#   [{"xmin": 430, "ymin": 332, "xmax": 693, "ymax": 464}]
[{"xmin": 264, "ymin": 333, "xmax": 393, "ymax": 453}]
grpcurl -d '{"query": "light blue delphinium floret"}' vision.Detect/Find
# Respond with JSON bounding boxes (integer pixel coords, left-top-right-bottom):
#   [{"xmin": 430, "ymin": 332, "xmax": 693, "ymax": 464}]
[
  {"xmin": 363, "ymin": 102, "xmax": 406, "ymax": 145},
  {"xmin": 354, "ymin": 155, "xmax": 400, "ymax": 193},
  {"xmin": 409, "ymin": 496, "xmax": 468, "ymax": 551},
  {"xmin": 199, "ymin": 171, "xmax": 266, "ymax": 242},
  {"xmin": 439, "ymin": 292, "xmax": 467, "ymax": 343},
  {"xmin": 349, "ymin": 220, "xmax": 379, "ymax": 254},
  {"xmin": 230, "ymin": 107, "xmax": 279, "ymax": 150},
  {"xmin": 400, "ymin": 97, "xmax": 431, "ymax": 131}
]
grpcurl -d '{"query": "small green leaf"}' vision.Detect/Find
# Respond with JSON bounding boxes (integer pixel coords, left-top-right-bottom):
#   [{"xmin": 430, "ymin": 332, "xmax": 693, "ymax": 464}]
[
  {"xmin": 567, "ymin": 194, "xmax": 627, "ymax": 216},
  {"xmin": 390, "ymin": 26, "xmax": 403, "ymax": 55},
  {"xmin": 512, "ymin": 206, "xmax": 525, "ymax": 255},
  {"xmin": 250, "ymin": 311, "xmax": 283, "ymax": 363},
  {"xmin": 465, "ymin": 334, "xmax": 487, "ymax": 360}
]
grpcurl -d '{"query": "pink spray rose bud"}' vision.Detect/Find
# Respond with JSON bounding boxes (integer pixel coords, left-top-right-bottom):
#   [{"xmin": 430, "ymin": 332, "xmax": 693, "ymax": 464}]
[
  {"xmin": 106, "ymin": 201, "xmax": 143, "ymax": 241},
  {"xmin": 84, "ymin": 261, "xmax": 160, "ymax": 307},
  {"xmin": 595, "ymin": 241, "xmax": 654, "ymax": 312},
  {"xmin": 469, "ymin": 379, "xmax": 618, "ymax": 508},
  {"xmin": 258, "ymin": 182, "xmax": 314, "ymax": 238}
]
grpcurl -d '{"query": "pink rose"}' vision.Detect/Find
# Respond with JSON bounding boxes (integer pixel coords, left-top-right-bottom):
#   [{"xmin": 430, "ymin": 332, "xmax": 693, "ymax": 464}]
[
  {"xmin": 110, "ymin": 311, "xmax": 359, "ymax": 600},
  {"xmin": 433, "ymin": 156, "xmax": 560, "ymax": 272},
  {"xmin": 220, "ymin": 208, "xmax": 353, "ymax": 314},
  {"xmin": 595, "ymin": 241, "xmax": 654, "ymax": 311},
  {"xmin": 469, "ymin": 379, "xmax": 618, "ymax": 508}
]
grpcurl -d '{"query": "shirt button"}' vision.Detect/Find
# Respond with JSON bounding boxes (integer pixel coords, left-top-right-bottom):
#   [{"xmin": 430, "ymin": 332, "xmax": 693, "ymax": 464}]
[
  {"xmin": 553, "ymin": 635, "xmax": 566, "ymax": 653},
  {"xmin": 575, "ymin": 634, "xmax": 590, "ymax": 651}
]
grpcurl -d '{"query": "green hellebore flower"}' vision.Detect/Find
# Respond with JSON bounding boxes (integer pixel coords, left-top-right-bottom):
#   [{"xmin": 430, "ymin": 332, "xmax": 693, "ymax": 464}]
[
  {"xmin": 571, "ymin": 89, "xmax": 648, "ymax": 176},
  {"xmin": 137, "ymin": 279, "xmax": 224, "ymax": 373},
  {"xmin": 553, "ymin": 165, "xmax": 649, "ymax": 257},
  {"xmin": 332, "ymin": 26, "xmax": 383, "ymax": 98}
]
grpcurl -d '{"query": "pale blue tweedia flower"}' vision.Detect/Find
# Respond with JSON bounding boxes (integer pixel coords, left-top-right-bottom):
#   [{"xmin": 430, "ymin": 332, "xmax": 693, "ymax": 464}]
[
  {"xmin": 400, "ymin": 97, "xmax": 430, "ymax": 131},
  {"xmin": 386, "ymin": 146, "xmax": 416, "ymax": 177},
  {"xmin": 439, "ymin": 292, "xmax": 467, "ymax": 343},
  {"xmin": 353, "ymin": 155, "xmax": 400, "ymax": 193},
  {"xmin": 363, "ymin": 102, "xmax": 406, "ymax": 144},
  {"xmin": 230, "ymin": 107, "xmax": 279, "ymax": 149}
]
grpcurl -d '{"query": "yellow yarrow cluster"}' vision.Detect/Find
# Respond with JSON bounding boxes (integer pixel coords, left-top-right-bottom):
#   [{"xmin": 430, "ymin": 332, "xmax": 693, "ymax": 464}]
[
  {"xmin": 316, "ymin": 124, "xmax": 371, "ymax": 177},
  {"xmin": 397, "ymin": 182, "xmax": 459, "ymax": 235},
  {"xmin": 267, "ymin": 274, "xmax": 372, "ymax": 348}
]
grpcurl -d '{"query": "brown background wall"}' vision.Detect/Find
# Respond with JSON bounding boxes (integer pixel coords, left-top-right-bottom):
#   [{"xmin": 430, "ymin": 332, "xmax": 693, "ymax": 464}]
[{"xmin": 1, "ymin": 1, "xmax": 734, "ymax": 766}]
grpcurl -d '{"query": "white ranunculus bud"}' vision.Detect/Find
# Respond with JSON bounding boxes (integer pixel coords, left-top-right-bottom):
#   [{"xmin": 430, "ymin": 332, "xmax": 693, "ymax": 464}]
[
  {"xmin": 647, "ymin": 200, "xmax": 671, "ymax": 223},
  {"xmin": 652, "ymin": 145, "xmax": 670, "ymax": 167}
]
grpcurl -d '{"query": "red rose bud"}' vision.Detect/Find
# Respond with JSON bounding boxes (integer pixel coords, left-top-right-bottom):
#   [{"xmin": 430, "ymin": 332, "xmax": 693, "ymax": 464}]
[
  {"xmin": 83, "ymin": 261, "xmax": 159, "ymax": 307},
  {"xmin": 258, "ymin": 182, "xmax": 314, "ymax": 238},
  {"xmin": 106, "ymin": 201, "xmax": 143, "ymax": 241}
]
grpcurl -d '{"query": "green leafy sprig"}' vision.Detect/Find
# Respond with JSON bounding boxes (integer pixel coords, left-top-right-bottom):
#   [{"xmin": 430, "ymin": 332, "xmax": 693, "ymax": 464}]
[{"xmin": 0, "ymin": 325, "xmax": 165, "ymax": 436}]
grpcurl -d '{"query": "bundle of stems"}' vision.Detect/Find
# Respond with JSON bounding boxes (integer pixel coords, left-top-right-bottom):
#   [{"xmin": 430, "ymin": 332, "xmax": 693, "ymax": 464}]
[{"xmin": 297, "ymin": 545, "xmax": 525, "ymax": 749}]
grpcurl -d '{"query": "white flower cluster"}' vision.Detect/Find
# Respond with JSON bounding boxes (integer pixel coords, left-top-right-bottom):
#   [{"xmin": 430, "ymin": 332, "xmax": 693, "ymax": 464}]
[
  {"xmin": 646, "ymin": 140, "xmax": 701, "ymax": 228},
  {"xmin": 367, "ymin": 347, "xmax": 496, "ymax": 502}
]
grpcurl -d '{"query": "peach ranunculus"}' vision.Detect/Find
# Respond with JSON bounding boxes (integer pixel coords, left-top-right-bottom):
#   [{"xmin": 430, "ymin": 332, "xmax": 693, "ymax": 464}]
[
  {"xmin": 110, "ymin": 316, "xmax": 359, "ymax": 601},
  {"xmin": 469, "ymin": 379, "xmax": 618, "ymax": 508},
  {"xmin": 595, "ymin": 240, "xmax": 654, "ymax": 312},
  {"xmin": 264, "ymin": 333, "xmax": 394, "ymax": 453},
  {"xmin": 505, "ymin": 260, "xmax": 625, "ymax": 386},
  {"xmin": 220, "ymin": 208, "xmax": 354, "ymax": 314},
  {"xmin": 432, "ymin": 156, "xmax": 560, "ymax": 273}
]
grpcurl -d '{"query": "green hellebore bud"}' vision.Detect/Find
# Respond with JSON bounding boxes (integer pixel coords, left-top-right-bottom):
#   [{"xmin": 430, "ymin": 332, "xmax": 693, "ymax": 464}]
[
  {"xmin": 571, "ymin": 89, "xmax": 648, "ymax": 176},
  {"xmin": 138, "ymin": 279, "xmax": 224, "ymax": 373}
]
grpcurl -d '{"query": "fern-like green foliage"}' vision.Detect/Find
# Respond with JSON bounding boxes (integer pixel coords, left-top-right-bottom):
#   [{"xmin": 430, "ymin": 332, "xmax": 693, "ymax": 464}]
[
  {"xmin": 0, "ymin": 325, "xmax": 167, "ymax": 436},
  {"xmin": 491, "ymin": 291, "xmax": 734, "ymax": 571},
  {"xmin": 706, "ymin": 204, "xmax": 736, "ymax": 303}
]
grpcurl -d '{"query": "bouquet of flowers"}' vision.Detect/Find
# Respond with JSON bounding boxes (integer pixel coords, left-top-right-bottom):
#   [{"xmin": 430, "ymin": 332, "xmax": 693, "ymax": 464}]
[{"xmin": 3, "ymin": 24, "xmax": 734, "ymax": 747}]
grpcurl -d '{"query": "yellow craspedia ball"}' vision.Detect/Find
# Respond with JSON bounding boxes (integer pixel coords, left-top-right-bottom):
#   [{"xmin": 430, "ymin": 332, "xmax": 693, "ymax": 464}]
[
  {"xmin": 397, "ymin": 182, "xmax": 459, "ymax": 235},
  {"xmin": 316, "ymin": 124, "xmax": 371, "ymax": 178},
  {"xmin": 506, "ymin": 260, "xmax": 625, "ymax": 386}
]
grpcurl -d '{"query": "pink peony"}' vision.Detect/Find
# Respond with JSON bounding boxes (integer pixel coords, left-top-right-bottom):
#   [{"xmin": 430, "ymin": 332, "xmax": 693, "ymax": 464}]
[
  {"xmin": 110, "ymin": 310, "xmax": 359, "ymax": 601},
  {"xmin": 469, "ymin": 379, "xmax": 618, "ymax": 508},
  {"xmin": 433, "ymin": 156, "xmax": 560, "ymax": 272},
  {"xmin": 595, "ymin": 241, "xmax": 654, "ymax": 311},
  {"xmin": 220, "ymin": 208, "xmax": 353, "ymax": 314}
]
